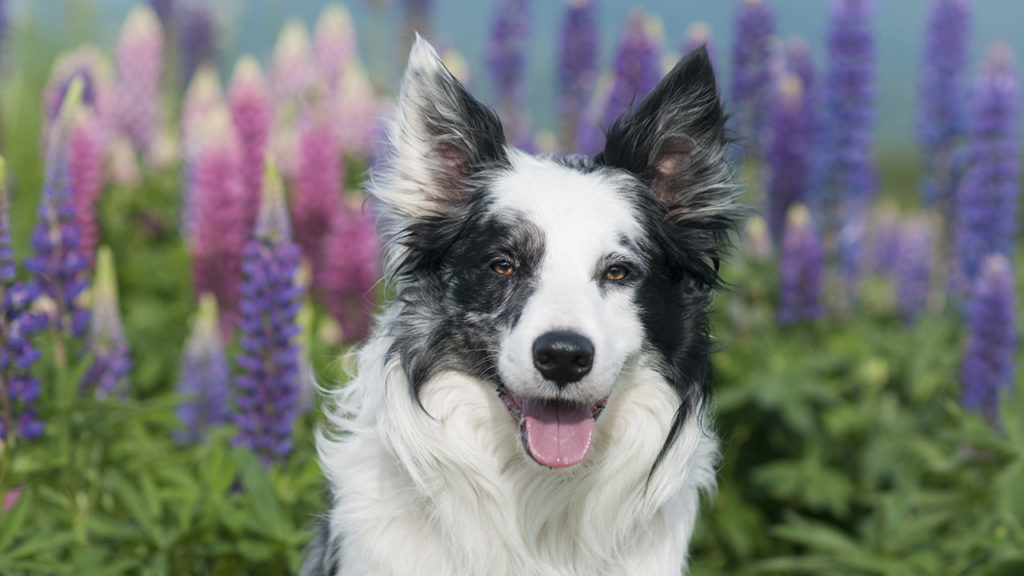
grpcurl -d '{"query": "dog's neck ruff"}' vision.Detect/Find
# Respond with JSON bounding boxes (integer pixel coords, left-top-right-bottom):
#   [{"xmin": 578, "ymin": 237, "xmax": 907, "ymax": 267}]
[{"xmin": 315, "ymin": 329, "xmax": 718, "ymax": 576}]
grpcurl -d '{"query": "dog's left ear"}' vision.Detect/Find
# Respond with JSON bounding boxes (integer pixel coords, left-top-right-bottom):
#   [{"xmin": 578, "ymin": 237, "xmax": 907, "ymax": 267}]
[{"xmin": 597, "ymin": 47, "xmax": 739, "ymax": 232}]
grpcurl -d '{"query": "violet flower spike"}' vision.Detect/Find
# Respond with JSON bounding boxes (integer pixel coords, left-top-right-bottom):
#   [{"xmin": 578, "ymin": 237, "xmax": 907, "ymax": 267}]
[
  {"xmin": 952, "ymin": 43, "xmax": 1019, "ymax": 293},
  {"xmin": 488, "ymin": 0, "xmax": 532, "ymax": 145},
  {"xmin": 113, "ymin": 5, "xmax": 164, "ymax": 158},
  {"xmin": 894, "ymin": 215, "xmax": 935, "ymax": 322},
  {"xmin": 731, "ymin": 0, "xmax": 776, "ymax": 156},
  {"xmin": 766, "ymin": 74, "xmax": 813, "ymax": 245},
  {"xmin": 175, "ymin": 293, "xmax": 231, "ymax": 444},
  {"xmin": 42, "ymin": 45, "xmax": 113, "ymax": 133},
  {"xmin": 919, "ymin": 0, "xmax": 971, "ymax": 213},
  {"xmin": 603, "ymin": 9, "xmax": 662, "ymax": 131},
  {"xmin": 1, "ymin": 157, "xmax": 46, "ymax": 441},
  {"xmin": 234, "ymin": 163, "xmax": 304, "ymax": 465},
  {"xmin": 778, "ymin": 204, "xmax": 824, "ymax": 324},
  {"xmin": 178, "ymin": 3, "xmax": 219, "ymax": 89},
  {"xmin": 558, "ymin": 0, "xmax": 597, "ymax": 151},
  {"xmin": 292, "ymin": 98, "xmax": 342, "ymax": 272},
  {"xmin": 961, "ymin": 253, "xmax": 1017, "ymax": 425},
  {"xmin": 314, "ymin": 4, "xmax": 358, "ymax": 91},
  {"xmin": 191, "ymin": 107, "xmax": 246, "ymax": 338},
  {"xmin": 316, "ymin": 200, "xmax": 380, "ymax": 342},
  {"xmin": 228, "ymin": 57, "xmax": 272, "ymax": 239},
  {"xmin": 82, "ymin": 247, "xmax": 131, "ymax": 399},
  {"xmin": 24, "ymin": 80, "xmax": 90, "ymax": 339}
]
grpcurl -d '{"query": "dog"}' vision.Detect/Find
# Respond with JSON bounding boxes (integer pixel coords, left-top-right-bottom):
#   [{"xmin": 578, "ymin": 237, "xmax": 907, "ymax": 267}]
[{"xmin": 303, "ymin": 36, "xmax": 741, "ymax": 575}]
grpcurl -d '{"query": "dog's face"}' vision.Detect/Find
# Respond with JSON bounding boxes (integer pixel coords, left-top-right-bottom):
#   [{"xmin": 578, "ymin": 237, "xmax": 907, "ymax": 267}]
[{"xmin": 376, "ymin": 38, "xmax": 739, "ymax": 469}]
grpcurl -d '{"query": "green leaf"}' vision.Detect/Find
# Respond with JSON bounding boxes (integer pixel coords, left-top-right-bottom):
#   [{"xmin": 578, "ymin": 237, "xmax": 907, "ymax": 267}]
[{"xmin": 0, "ymin": 488, "xmax": 33, "ymax": 551}]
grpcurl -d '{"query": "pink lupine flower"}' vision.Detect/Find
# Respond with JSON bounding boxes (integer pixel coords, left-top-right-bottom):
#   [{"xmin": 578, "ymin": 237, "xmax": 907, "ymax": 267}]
[
  {"xmin": 70, "ymin": 108, "xmax": 106, "ymax": 267},
  {"xmin": 114, "ymin": 5, "xmax": 164, "ymax": 159},
  {"xmin": 108, "ymin": 136, "xmax": 140, "ymax": 188},
  {"xmin": 332, "ymin": 62, "xmax": 376, "ymax": 156},
  {"xmin": 228, "ymin": 57, "xmax": 272, "ymax": 237},
  {"xmin": 314, "ymin": 4, "xmax": 357, "ymax": 90},
  {"xmin": 192, "ymin": 108, "xmax": 246, "ymax": 338},
  {"xmin": 181, "ymin": 66, "xmax": 225, "ymax": 243},
  {"xmin": 272, "ymin": 20, "xmax": 316, "ymax": 105},
  {"xmin": 291, "ymin": 99, "xmax": 342, "ymax": 271},
  {"xmin": 316, "ymin": 201, "xmax": 380, "ymax": 342}
]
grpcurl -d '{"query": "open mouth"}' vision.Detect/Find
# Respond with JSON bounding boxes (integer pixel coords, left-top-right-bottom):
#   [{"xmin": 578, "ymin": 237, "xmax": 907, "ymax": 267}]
[{"xmin": 497, "ymin": 384, "xmax": 608, "ymax": 468}]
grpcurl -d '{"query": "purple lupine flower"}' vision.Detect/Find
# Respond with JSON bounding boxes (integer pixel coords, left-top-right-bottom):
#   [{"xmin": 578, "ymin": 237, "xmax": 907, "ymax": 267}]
[
  {"xmin": 178, "ymin": 3, "xmax": 219, "ymax": 88},
  {"xmin": 314, "ymin": 4, "xmax": 357, "ymax": 91},
  {"xmin": 575, "ymin": 73, "xmax": 612, "ymax": 155},
  {"xmin": 291, "ymin": 99, "xmax": 341, "ymax": 271},
  {"xmin": 919, "ymin": 0, "xmax": 970, "ymax": 213},
  {"xmin": 766, "ymin": 74, "xmax": 813, "ymax": 244},
  {"xmin": 603, "ymin": 9, "xmax": 662, "ymax": 130},
  {"xmin": 961, "ymin": 253, "xmax": 1017, "ymax": 424},
  {"xmin": 682, "ymin": 21, "xmax": 715, "ymax": 64},
  {"xmin": 192, "ymin": 107, "xmax": 246, "ymax": 338},
  {"xmin": 228, "ymin": 57, "xmax": 272, "ymax": 240},
  {"xmin": 894, "ymin": 215, "xmax": 935, "ymax": 321},
  {"xmin": 823, "ymin": 0, "xmax": 876, "ymax": 291},
  {"xmin": 113, "ymin": 5, "xmax": 164, "ymax": 159},
  {"xmin": 785, "ymin": 37, "xmax": 816, "ymax": 114},
  {"xmin": 181, "ymin": 65, "xmax": 225, "ymax": 244},
  {"xmin": 1, "ymin": 157, "xmax": 46, "ymax": 441},
  {"xmin": 175, "ymin": 293, "xmax": 231, "ymax": 444},
  {"xmin": 864, "ymin": 203, "xmax": 901, "ymax": 275},
  {"xmin": 952, "ymin": 43, "xmax": 1019, "ymax": 293},
  {"xmin": 82, "ymin": 247, "xmax": 131, "ymax": 399},
  {"xmin": 70, "ymin": 108, "xmax": 105, "ymax": 268},
  {"xmin": 731, "ymin": 0, "xmax": 776, "ymax": 156},
  {"xmin": 234, "ymin": 164, "xmax": 304, "ymax": 464},
  {"xmin": 558, "ymin": 0, "xmax": 597, "ymax": 151},
  {"xmin": 778, "ymin": 204, "xmax": 824, "ymax": 324},
  {"xmin": 149, "ymin": 0, "xmax": 174, "ymax": 31},
  {"xmin": 316, "ymin": 200, "xmax": 380, "ymax": 342},
  {"xmin": 24, "ymin": 81, "xmax": 90, "ymax": 338},
  {"xmin": 42, "ymin": 45, "xmax": 113, "ymax": 133},
  {"xmin": 488, "ymin": 0, "xmax": 532, "ymax": 147}
]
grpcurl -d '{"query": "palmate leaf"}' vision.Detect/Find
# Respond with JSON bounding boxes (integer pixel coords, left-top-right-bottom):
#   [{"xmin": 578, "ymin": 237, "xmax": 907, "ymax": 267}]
[
  {"xmin": 236, "ymin": 449, "xmax": 292, "ymax": 540},
  {"xmin": 0, "ymin": 488, "xmax": 32, "ymax": 551}
]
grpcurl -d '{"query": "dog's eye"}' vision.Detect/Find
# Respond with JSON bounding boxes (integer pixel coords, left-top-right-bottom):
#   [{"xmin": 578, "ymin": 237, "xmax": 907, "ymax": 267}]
[
  {"xmin": 491, "ymin": 259, "xmax": 516, "ymax": 276},
  {"xmin": 604, "ymin": 265, "xmax": 629, "ymax": 281}
]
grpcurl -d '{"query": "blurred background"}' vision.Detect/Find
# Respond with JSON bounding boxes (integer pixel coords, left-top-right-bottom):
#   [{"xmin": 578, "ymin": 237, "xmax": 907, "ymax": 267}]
[{"xmin": 0, "ymin": 0, "xmax": 1022, "ymax": 574}]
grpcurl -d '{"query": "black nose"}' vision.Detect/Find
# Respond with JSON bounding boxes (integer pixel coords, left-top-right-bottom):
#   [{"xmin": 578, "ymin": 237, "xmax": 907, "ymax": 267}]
[{"xmin": 532, "ymin": 331, "xmax": 594, "ymax": 387}]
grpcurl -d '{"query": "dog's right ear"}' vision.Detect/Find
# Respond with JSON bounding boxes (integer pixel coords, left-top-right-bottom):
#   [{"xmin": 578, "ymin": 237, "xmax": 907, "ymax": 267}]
[{"xmin": 377, "ymin": 36, "xmax": 508, "ymax": 219}]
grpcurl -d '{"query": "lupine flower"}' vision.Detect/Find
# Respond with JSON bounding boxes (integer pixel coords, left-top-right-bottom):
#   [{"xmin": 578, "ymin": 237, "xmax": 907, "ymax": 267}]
[
  {"xmin": 682, "ymin": 21, "xmax": 715, "ymax": 64},
  {"xmin": 1, "ymin": 157, "xmax": 46, "ymax": 441},
  {"xmin": 778, "ymin": 204, "xmax": 824, "ymax": 324},
  {"xmin": 558, "ymin": 0, "xmax": 597, "ymax": 151},
  {"xmin": 785, "ymin": 37, "xmax": 816, "ymax": 116},
  {"xmin": 114, "ymin": 5, "xmax": 164, "ymax": 158},
  {"xmin": 181, "ymin": 65, "xmax": 225, "ymax": 244},
  {"xmin": 292, "ymin": 98, "xmax": 341, "ymax": 271},
  {"xmin": 953, "ymin": 43, "xmax": 1019, "ymax": 293},
  {"xmin": 228, "ymin": 57, "xmax": 272, "ymax": 238},
  {"xmin": 234, "ymin": 164, "xmax": 304, "ymax": 464},
  {"xmin": 25, "ymin": 80, "xmax": 90, "ymax": 338},
  {"xmin": 191, "ymin": 107, "xmax": 246, "ymax": 337},
  {"xmin": 314, "ymin": 4, "xmax": 357, "ymax": 91},
  {"xmin": 271, "ymin": 20, "xmax": 316, "ymax": 106},
  {"xmin": 865, "ymin": 203, "xmax": 901, "ymax": 275},
  {"xmin": 108, "ymin": 136, "xmax": 141, "ymax": 188},
  {"xmin": 317, "ymin": 201, "xmax": 380, "ymax": 342},
  {"xmin": 488, "ymin": 0, "xmax": 532, "ymax": 146},
  {"xmin": 961, "ymin": 254, "xmax": 1017, "ymax": 424},
  {"xmin": 0, "ymin": 0, "xmax": 8, "ymax": 66},
  {"xmin": 42, "ymin": 45, "xmax": 113, "ymax": 132},
  {"xmin": 743, "ymin": 215, "xmax": 773, "ymax": 261},
  {"xmin": 70, "ymin": 108, "xmax": 105, "ymax": 267},
  {"xmin": 81, "ymin": 247, "xmax": 131, "ymax": 399},
  {"xmin": 178, "ymin": 3, "xmax": 218, "ymax": 88},
  {"xmin": 149, "ymin": 0, "xmax": 174, "ymax": 31},
  {"xmin": 919, "ymin": 0, "xmax": 970, "ymax": 213},
  {"xmin": 731, "ymin": 0, "xmax": 776, "ymax": 156},
  {"xmin": 824, "ymin": 0, "xmax": 876, "ymax": 291},
  {"xmin": 332, "ymin": 61, "xmax": 377, "ymax": 157},
  {"xmin": 575, "ymin": 73, "xmax": 612, "ymax": 155},
  {"xmin": 603, "ymin": 9, "xmax": 662, "ymax": 130},
  {"xmin": 766, "ymin": 74, "xmax": 813, "ymax": 244},
  {"xmin": 894, "ymin": 215, "xmax": 935, "ymax": 321},
  {"xmin": 175, "ymin": 293, "xmax": 231, "ymax": 444}
]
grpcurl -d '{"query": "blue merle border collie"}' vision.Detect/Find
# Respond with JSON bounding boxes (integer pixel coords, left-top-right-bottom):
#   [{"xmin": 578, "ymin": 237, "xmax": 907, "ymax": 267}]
[{"xmin": 303, "ymin": 36, "xmax": 741, "ymax": 575}]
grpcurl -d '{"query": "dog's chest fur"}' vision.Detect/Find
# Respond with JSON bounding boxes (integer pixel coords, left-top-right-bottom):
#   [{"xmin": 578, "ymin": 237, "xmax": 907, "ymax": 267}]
[{"xmin": 313, "ymin": 334, "xmax": 717, "ymax": 576}]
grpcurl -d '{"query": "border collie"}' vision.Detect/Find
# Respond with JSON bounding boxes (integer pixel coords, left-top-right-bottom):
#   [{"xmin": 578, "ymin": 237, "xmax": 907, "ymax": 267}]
[{"xmin": 304, "ymin": 36, "xmax": 741, "ymax": 575}]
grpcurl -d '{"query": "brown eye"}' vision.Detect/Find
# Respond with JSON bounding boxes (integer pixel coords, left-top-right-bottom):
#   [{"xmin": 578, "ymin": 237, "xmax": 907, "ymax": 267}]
[
  {"xmin": 492, "ymin": 259, "xmax": 515, "ymax": 276},
  {"xmin": 604, "ymin": 265, "xmax": 629, "ymax": 281}
]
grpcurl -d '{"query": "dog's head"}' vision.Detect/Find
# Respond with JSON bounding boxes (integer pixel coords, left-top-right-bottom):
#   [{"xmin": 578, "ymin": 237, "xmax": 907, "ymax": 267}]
[{"xmin": 375, "ymin": 37, "xmax": 740, "ymax": 469}]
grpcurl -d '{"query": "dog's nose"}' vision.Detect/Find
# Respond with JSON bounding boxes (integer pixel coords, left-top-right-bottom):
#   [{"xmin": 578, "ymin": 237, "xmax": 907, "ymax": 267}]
[{"xmin": 532, "ymin": 331, "xmax": 594, "ymax": 387}]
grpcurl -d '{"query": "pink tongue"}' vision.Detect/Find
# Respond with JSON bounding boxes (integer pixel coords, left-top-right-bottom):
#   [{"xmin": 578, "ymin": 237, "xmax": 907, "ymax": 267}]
[{"xmin": 520, "ymin": 398, "xmax": 595, "ymax": 468}]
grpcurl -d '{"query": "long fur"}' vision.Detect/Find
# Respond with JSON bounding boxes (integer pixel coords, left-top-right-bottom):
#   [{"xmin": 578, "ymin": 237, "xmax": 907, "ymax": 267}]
[{"xmin": 305, "ymin": 37, "xmax": 741, "ymax": 576}]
